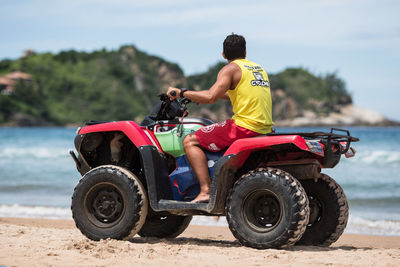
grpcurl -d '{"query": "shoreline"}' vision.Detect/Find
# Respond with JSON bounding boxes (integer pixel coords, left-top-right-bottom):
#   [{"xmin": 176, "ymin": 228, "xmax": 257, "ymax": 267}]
[
  {"xmin": 2, "ymin": 216, "xmax": 400, "ymax": 241},
  {"xmin": 1, "ymin": 217, "xmax": 399, "ymax": 266},
  {"xmin": 1, "ymin": 199, "xmax": 400, "ymax": 236}
]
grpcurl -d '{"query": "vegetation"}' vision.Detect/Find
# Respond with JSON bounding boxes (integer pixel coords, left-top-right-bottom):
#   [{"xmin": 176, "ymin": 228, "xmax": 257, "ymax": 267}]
[
  {"xmin": 0, "ymin": 46, "xmax": 184, "ymax": 125},
  {"xmin": 270, "ymin": 68, "xmax": 352, "ymax": 114},
  {"xmin": 0, "ymin": 46, "xmax": 352, "ymax": 125}
]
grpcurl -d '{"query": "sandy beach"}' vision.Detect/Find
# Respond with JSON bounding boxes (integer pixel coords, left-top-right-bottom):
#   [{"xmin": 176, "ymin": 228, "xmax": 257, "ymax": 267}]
[{"xmin": 0, "ymin": 217, "xmax": 399, "ymax": 267}]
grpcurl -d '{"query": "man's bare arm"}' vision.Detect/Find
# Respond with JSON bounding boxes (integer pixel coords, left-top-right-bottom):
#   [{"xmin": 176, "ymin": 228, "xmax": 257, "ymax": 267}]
[{"xmin": 167, "ymin": 64, "xmax": 235, "ymax": 104}]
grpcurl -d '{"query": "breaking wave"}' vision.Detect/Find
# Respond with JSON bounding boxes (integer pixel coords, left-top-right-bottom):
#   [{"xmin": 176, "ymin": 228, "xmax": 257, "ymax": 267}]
[
  {"xmin": 0, "ymin": 204, "xmax": 72, "ymax": 220},
  {"xmin": 353, "ymin": 150, "xmax": 400, "ymax": 166},
  {"xmin": 1, "ymin": 204, "xmax": 399, "ymax": 236},
  {"xmin": 0, "ymin": 147, "xmax": 70, "ymax": 159},
  {"xmin": 192, "ymin": 215, "xmax": 400, "ymax": 236},
  {"xmin": 345, "ymin": 216, "xmax": 400, "ymax": 236}
]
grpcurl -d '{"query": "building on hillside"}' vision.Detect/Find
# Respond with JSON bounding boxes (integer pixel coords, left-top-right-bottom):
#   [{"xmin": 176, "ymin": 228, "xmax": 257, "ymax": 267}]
[
  {"xmin": 0, "ymin": 71, "xmax": 32, "ymax": 95},
  {"xmin": 23, "ymin": 49, "xmax": 36, "ymax": 58}
]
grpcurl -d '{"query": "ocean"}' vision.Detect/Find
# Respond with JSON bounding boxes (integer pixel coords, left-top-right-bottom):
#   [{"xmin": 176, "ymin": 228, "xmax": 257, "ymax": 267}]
[{"xmin": 0, "ymin": 126, "xmax": 399, "ymax": 236}]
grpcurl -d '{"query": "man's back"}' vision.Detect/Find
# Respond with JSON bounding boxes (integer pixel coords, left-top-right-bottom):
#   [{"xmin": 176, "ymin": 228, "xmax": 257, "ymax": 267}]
[{"xmin": 227, "ymin": 59, "xmax": 273, "ymax": 134}]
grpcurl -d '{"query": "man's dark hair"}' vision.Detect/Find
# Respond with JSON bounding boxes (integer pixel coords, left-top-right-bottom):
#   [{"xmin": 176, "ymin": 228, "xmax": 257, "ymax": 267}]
[{"xmin": 223, "ymin": 33, "xmax": 246, "ymax": 60}]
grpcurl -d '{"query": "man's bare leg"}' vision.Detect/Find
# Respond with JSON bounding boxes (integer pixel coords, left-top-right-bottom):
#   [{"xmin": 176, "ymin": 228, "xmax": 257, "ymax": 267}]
[{"xmin": 183, "ymin": 134, "xmax": 210, "ymax": 203}]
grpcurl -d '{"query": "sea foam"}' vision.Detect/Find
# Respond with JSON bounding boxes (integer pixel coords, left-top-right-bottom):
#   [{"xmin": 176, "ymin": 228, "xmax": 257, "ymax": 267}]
[
  {"xmin": 0, "ymin": 147, "xmax": 70, "ymax": 159},
  {"xmin": 0, "ymin": 204, "xmax": 72, "ymax": 220},
  {"xmin": 355, "ymin": 150, "xmax": 400, "ymax": 165},
  {"xmin": 345, "ymin": 216, "xmax": 400, "ymax": 236}
]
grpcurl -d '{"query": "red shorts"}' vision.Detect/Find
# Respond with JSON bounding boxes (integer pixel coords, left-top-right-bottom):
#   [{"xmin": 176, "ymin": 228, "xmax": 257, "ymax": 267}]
[{"xmin": 195, "ymin": 119, "xmax": 260, "ymax": 152}]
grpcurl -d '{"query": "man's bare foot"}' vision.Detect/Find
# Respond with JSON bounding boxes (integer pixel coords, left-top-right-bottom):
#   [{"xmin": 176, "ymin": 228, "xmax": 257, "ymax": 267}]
[{"xmin": 190, "ymin": 193, "xmax": 210, "ymax": 203}]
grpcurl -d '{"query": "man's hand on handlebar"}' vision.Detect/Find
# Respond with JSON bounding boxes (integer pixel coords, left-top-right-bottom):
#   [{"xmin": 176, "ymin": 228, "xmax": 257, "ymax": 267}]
[{"xmin": 167, "ymin": 87, "xmax": 181, "ymax": 101}]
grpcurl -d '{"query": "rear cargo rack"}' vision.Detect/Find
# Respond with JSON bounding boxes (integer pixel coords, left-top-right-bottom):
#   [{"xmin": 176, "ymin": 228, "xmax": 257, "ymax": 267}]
[{"xmin": 267, "ymin": 128, "xmax": 359, "ymax": 154}]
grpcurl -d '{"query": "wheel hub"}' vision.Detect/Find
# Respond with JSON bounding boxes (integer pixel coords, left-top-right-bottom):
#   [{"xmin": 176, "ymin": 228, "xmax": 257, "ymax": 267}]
[
  {"xmin": 254, "ymin": 196, "xmax": 280, "ymax": 226},
  {"xmin": 308, "ymin": 195, "xmax": 322, "ymax": 226},
  {"xmin": 244, "ymin": 190, "xmax": 282, "ymax": 232},
  {"xmin": 87, "ymin": 186, "xmax": 124, "ymax": 224}
]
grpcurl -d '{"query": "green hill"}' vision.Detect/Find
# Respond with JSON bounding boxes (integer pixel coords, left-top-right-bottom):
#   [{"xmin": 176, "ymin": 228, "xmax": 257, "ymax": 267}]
[{"xmin": 0, "ymin": 45, "xmax": 352, "ymax": 126}]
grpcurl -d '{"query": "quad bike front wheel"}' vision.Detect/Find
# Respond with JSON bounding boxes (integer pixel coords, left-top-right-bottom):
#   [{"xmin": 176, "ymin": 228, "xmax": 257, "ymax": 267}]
[
  {"xmin": 226, "ymin": 168, "xmax": 309, "ymax": 249},
  {"xmin": 297, "ymin": 174, "xmax": 349, "ymax": 246},
  {"xmin": 138, "ymin": 209, "xmax": 192, "ymax": 238},
  {"xmin": 71, "ymin": 165, "xmax": 148, "ymax": 241}
]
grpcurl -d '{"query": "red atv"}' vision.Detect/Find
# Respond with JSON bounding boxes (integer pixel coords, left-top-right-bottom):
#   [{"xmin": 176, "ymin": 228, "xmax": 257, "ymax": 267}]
[{"xmin": 70, "ymin": 93, "xmax": 359, "ymax": 249}]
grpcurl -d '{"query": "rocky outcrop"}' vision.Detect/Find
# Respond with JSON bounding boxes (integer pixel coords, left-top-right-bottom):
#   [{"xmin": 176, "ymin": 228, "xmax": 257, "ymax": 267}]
[
  {"xmin": 156, "ymin": 63, "xmax": 185, "ymax": 90},
  {"xmin": 270, "ymin": 88, "xmax": 397, "ymax": 126},
  {"xmin": 275, "ymin": 104, "xmax": 398, "ymax": 127},
  {"xmin": 121, "ymin": 46, "xmax": 185, "ymax": 93},
  {"xmin": 272, "ymin": 89, "xmax": 301, "ymax": 119},
  {"xmin": 5, "ymin": 113, "xmax": 53, "ymax": 127}
]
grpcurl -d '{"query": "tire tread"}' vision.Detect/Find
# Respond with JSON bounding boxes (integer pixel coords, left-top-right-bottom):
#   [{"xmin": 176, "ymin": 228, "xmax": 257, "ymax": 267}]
[
  {"xmin": 71, "ymin": 165, "xmax": 148, "ymax": 241},
  {"xmin": 226, "ymin": 167, "xmax": 309, "ymax": 249}
]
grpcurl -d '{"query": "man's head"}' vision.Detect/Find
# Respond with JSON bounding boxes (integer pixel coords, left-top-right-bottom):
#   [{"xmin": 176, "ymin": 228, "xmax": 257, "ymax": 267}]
[{"xmin": 223, "ymin": 33, "xmax": 246, "ymax": 61}]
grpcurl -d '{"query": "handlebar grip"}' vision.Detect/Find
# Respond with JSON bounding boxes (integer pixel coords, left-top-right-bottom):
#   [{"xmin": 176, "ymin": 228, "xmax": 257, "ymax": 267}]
[{"xmin": 170, "ymin": 91, "xmax": 177, "ymax": 97}]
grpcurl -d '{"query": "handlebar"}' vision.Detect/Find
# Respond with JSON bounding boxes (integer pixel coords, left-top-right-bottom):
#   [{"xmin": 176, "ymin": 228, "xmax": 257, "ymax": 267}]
[
  {"xmin": 152, "ymin": 90, "xmax": 191, "ymax": 122},
  {"xmin": 160, "ymin": 90, "xmax": 191, "ymax": 105}
]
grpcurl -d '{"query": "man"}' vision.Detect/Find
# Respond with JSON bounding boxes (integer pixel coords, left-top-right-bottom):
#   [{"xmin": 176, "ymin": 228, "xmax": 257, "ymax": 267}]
[{"xmin": 167, "ymin": 33, "xmax": 273, "ymax": 203}]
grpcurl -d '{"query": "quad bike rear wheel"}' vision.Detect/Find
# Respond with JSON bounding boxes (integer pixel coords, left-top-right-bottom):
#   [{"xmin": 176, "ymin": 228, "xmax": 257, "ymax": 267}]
[
  {"xmin": 71, "ymin": 165, "xmax": 148, "ymax": 240},
  {"xmin": 297, "ymin": 173, "xmax": 348, "ymax": 246},
  {"xmin": 138, "ymin": 209, "xmax": 192, "ymax": 238},
  {"xmin": 226, "ymin": 168, "xmax": 309, "ymax": 249}
]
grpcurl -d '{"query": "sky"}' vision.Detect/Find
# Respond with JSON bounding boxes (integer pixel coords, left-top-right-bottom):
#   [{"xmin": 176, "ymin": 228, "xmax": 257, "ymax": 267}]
[{"xmin": 1, "ymin": 0, "xmax": 399, "ymax": 121}]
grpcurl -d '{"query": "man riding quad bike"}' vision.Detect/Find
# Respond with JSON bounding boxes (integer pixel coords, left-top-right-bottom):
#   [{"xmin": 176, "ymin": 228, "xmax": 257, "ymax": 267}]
[{"xmin": 70, "ymin": 91, "xmax": 358, "ymax": 249}]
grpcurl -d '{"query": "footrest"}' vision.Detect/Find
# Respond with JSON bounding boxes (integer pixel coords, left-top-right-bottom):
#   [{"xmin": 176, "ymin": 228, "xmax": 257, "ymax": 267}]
[{"xmin": 158, "ymin": 199, "xmax": 209, "ymax": 211}]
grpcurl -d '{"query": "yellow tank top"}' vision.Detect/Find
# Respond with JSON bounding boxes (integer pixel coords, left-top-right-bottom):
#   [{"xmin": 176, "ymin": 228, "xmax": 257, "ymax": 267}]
[{"xmin": 227, "ymin": 59, "xmax": 273, "ymax": 134}]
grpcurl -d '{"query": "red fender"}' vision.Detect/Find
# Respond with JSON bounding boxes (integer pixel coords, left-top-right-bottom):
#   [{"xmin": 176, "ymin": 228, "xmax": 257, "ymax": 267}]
[
  {"xmin": 79, "ymin": 121, "xmax": 162, "ymax": 150},
  {"xmin": 223, "ymin": 135, "xmax": 310, "ymax": 167}
]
